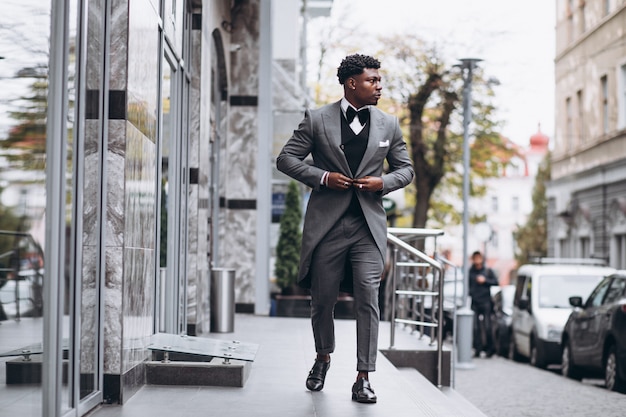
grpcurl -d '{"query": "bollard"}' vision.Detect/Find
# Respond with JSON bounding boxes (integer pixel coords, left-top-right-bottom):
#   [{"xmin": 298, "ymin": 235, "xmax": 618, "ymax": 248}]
[
  {"xmin": 455, "ymin": 307, "xmax": 476, "ymax": 369},
  {"xmin": 210, "ymin": 268, "xmax": 236, "ymax": 333}
]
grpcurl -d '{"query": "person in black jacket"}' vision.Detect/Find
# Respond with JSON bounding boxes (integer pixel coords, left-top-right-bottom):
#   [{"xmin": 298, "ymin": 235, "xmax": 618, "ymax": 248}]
[{"xmin": 468, "ymin": 251, "xmax": 498, "ymax": 357}]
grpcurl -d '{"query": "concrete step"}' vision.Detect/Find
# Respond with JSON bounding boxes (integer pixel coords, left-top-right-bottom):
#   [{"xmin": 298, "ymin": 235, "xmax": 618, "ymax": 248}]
[
  {"xmin": 87, "ymin": 316, "xmax": 487, "ymax": 417},
  {"xmin": 399, "ymin": 368, "xmax": 487, "ymax": 417}
]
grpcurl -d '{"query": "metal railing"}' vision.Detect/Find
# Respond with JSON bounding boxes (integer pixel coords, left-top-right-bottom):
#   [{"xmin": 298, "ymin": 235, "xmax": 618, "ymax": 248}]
[{"xmin": 387, "ymin": 227, "xmax": 446, "ymax": 387}]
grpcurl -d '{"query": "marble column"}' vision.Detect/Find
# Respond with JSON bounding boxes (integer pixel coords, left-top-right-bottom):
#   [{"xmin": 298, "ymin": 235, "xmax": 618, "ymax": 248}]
[
  {"xmin": 102, "ymin": 0, "xmax": 159, "ymax": 403},
  {"xmin": 220, "ymin": 0, "xmax": 261, "ymax": 306}
]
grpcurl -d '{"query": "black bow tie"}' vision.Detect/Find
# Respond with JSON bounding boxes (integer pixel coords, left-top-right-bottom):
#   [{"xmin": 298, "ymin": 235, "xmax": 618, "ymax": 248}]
[{"xmin": 346, "ymin": 107, "xmax": 369, "ymax": 125}]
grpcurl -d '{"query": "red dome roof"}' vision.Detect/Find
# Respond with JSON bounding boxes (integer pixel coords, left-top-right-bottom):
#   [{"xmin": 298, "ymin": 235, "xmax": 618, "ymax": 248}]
[{"xmin": 530, "ymin": 125, "xmax": 549, "ymax": 149}]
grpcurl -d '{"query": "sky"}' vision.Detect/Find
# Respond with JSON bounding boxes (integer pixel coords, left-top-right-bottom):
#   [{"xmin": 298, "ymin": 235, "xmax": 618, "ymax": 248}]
[{"xmin": 307, "ymin": 0, "xmax": 556, "ymax": 146}]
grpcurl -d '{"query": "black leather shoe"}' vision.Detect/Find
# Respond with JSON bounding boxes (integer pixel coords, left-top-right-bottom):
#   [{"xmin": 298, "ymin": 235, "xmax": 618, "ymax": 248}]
[
  {"xmin": 306, "ymin": 359, "xmax": 330, "ymax": 391},
  {"xmin": 351, "ymin": 377, "xmax": 377, "ymax": 403}
]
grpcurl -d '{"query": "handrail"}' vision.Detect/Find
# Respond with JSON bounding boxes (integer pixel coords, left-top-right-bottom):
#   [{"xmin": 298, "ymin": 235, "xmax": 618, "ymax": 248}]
[
  {"xmin": 435, "ymin": 254, "xmax": 461, "ymax": 389},
  {"xmin": 387, "ymin": 229, "xmax": 445, "ymax": 388}
]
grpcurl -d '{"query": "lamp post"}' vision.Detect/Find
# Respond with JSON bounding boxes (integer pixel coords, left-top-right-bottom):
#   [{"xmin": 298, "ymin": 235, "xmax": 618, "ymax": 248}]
[{"xmin": 456, "ymin": 58, "xmax": 482, "ymax": 369}]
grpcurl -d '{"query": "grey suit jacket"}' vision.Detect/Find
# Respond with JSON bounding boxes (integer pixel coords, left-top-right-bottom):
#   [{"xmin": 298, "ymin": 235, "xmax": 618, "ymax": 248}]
[{"xmin": 276, "ymin": 101, "xmax": 414, "ymax": 289}]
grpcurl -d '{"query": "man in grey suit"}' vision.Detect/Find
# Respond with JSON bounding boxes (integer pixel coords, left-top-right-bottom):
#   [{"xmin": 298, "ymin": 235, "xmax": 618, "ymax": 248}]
[{"xmin": 276, "ymin": 54, "xmax": 414, "ymax": 403}]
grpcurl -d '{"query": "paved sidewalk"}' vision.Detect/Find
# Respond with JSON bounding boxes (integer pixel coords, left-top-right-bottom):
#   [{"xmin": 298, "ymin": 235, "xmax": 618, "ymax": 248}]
[{"xmin": 88, "ymin": 315, "xmax": 483, "ymax": 417}]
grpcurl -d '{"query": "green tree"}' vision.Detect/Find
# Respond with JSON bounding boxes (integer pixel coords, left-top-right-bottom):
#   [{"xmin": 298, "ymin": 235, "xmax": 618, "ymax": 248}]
[
  {"xmin": 274, "ymin": 181, "xmax": 303, "ymax": 291},
  {"xmin": 514, "ymin": 154, "xmax": 551, "ymax": 266},
  {"xmin": 1, "ymin": 65, "xmax": 48, "ymax": 171},
  {"xmin": 376, "ymin": 35, "xmax": 513, "ymax": 229}
]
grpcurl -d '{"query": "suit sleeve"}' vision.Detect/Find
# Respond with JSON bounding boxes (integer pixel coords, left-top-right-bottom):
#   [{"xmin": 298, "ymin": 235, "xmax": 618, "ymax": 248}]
[
  {"xmin": 380, "ymin": 117, "xmax": 414, "ymax": 195},
  {"xmin": 276, "ymin": 109, "xmax": 326, "ymax": 191}
]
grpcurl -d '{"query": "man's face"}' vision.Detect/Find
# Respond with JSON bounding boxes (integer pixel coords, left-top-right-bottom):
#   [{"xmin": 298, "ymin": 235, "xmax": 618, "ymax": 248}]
[
  {"xmin": 472, "ymin": 254, "xmax": 483, "ymax": 267},
  {"xmin": 347, "ymin": 68, "xmax": 382, "ymax": 108}
]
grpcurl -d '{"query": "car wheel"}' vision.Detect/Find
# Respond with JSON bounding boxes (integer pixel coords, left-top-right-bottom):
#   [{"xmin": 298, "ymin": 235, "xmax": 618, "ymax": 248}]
[
  {"xmin": 508, "ymin": 336, "xmax": 523, "ymax": 362},
  {"xmin": 605, "ymin": 345, "xmax": 625, "ymax": 392},
  {"xmin": 561, "ymin": 339, "xmax": 582, "ymax": 381},
  {"xmin": 530, "ymin": 338, "xmax": 547, "ymax": 369}
]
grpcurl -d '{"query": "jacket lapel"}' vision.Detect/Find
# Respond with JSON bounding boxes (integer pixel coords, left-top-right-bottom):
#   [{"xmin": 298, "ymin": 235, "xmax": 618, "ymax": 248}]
[
  {"xmin": 321, "ymin": 101, "xmax": 351, "ymax": 175},
  {"xmin": 355, "ymin": 108, "xmax": 384, "ymax": 178}
]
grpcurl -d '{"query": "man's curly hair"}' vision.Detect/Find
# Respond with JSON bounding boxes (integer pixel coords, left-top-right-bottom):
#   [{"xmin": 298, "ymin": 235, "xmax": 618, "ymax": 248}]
[{"xmin": 337, "ymin": 54, "xmax": 381, "ymax": 85}]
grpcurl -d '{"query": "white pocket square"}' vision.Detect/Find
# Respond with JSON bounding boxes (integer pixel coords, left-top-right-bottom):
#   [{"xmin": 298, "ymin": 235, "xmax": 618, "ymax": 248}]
[{"xmin": 378, "ymin": 140, "xmax": 390, "ymax": 147}]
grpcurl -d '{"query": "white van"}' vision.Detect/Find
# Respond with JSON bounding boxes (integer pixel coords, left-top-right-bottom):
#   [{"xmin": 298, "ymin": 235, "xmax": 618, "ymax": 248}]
[{"xmin": 509, "ymin": 260, "xmax": 616, "ymax": 368}]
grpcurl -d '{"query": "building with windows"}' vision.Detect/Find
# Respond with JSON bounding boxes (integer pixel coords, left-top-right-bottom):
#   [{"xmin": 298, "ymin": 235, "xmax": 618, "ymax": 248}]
[
  {"xmin": 546, "ymin": 0, "xmax": 626, "ymax": 267},
  {"xmin": 0, "ymin": 0, "xmax": 331, "ymax": 415}
]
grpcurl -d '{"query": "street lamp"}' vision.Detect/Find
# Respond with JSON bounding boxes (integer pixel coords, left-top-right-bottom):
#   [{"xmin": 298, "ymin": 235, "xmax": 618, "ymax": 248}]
[{"xmin": 456, "ymin": 57, "xmax": 482, "ymax": 370}]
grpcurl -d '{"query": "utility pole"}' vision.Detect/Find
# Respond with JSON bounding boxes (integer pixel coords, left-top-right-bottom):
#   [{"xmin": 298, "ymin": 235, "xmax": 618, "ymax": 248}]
[{"xmin": 456, "ymin": 57, "xmax": 482, "ymax": 370}]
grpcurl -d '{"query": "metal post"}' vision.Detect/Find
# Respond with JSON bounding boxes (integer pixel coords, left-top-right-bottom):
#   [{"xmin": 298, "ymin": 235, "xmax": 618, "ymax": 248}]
[
  {"xmin": 456, "ymin": 58, "xmax": 482, "ymax": 370},
  {"xmin": 44, "ymin": 0, "xmax": 70, "ymax": 414},
  {"xmin": 256, "ymin": 0, "xmax": 273, "ymax": 315},
  {"xmin": 389, "ymin": 247, "xmax": 398, "ymax": 349}
]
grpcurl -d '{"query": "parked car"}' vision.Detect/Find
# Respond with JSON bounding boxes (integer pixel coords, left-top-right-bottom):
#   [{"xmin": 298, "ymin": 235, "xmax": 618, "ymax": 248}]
[
  {"xmin": 0, "ymin": 231, "xmax": 44, "ymax": 320},
  {"xmin": 492, "ymin": 285, "xmax": 515, "ymax": 357},
  {"xmin": 509, "ymin": 260, "xmax": 616, "ymax": 368},
  {"xmin": 424, "ymin": 265, "xmax": 463, "ymax": 338},
  {"xmin": 561, "ymin": 272, "xmax": 626, "ymax": 392}
]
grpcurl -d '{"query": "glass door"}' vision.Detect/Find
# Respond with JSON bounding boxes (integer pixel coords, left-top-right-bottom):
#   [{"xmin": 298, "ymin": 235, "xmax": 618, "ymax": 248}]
[
  {"xmin": 73, "ymin": 0, "xmax": 107, "ymax": 413},
  {"xmin": 158, "ymin": 47, "xmax": 187, "ymax": 335}
]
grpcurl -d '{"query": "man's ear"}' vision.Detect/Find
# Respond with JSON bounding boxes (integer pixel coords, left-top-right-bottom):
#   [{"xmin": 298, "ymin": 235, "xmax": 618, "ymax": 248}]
[{"xmin": 348, "ymin": 77, "xmax": 356, "ymax": 90}]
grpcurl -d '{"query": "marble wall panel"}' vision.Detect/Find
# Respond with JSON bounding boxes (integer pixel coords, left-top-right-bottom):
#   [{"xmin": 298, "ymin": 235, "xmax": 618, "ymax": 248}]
[
  {"xmin": 186, "ymin": 186, "xmax": 199, "ymax": 325},
  {"xmin": 107, "ymin": 120, "xmax": 127, "ymax": 247},
  {"xmin": 104, "ymin": 246, "xmax": 124, "ymax": 374},
  {"xmin": 109, "ymin": 0, "xmax": 128, "ymax": 91},
  {"xmin": 230, "ymin": 0, "xmax": 260, "ymax": 96},
  {"xmin": 219, "ymin": 209, "xmax": 256, "ymax": 303},
  {"xmin": 122, "ymin": 247, "xmax": 154, "ymax": 373},
  {"xmin": 226, "ymin": 107, "xmax": 257, "ymax": 200},
  {"xmin": 80, "ymin": 244, "xmax": 98, "ymax": 373},
  {"xmin": 195, "ymin": 268, "xmax": 210, "ymax": 335},
  {"xmin": 86, "ymin": 0, "xmax": 104, "ymax": 91},
  {"xmin": 83, "ymin": 120, "xmax": 101, "ymax": 246},
  {"xmin": 124, "ymin": 124, "xmax": 157, "ymax": 249}
]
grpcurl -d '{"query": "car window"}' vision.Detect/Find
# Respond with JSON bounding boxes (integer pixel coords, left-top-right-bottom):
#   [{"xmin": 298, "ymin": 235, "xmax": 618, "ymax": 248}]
[
  {"xmin": 514, "ymin": 274, "xmax": 527, "ymax": 306},
  {"xmin": 585, "ymin": 277, "xmax": 611, "ymax": 308},
  {"xmin": 538, "ymin": 274, "xmax": 604, "ymax": 308},
  {"xmin": 604, "ymin": 278, "xmax": 626, "ymax": 305}
]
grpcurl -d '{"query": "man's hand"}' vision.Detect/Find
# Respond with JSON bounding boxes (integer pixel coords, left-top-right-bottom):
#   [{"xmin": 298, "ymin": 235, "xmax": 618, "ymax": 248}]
[
  {"xmin": 353, "ymin": 176, "xmax": 383, "ymax": 192},
  {"xmin": 477, "ymin": 274, "xmax": 486, "ymax": 284},
  {"xmin": 326, "ymin": 172, "xmax": 354, "ymax": 190}
]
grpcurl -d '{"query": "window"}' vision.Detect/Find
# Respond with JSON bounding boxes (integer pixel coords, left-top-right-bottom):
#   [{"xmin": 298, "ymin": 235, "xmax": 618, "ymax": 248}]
[
  {"xmin": 604, "ymin": 278, "xmax": 626, "ymax": 305},
  {"xmin": 579, "ymin": 236, "xmax": 590, "ymax": 258},
  {"xmin": 587, "ymin": 277, "xmax": 611, "ymax": 308},
  {"xmin": 540, "ymin": 275, "xmax": 604, "ymax": 308},
  {"xmin": 492, "ymin": 196, "xmax": 499, "ymax": 212},
  {"xmin": 579, "ymin": 1, "xmax": 586, "ymax": 33},
  {"xmin": 567, "ymin": 0, "xmax": 575, "ymax": 43},
  {"xmin": 614, "ymin": 234, "xmax": 626, "ymax": 269},
  {"xmin": 512, "ymin": 196, "xmax": 519, "ymax": 212},
  {"xmin": 605, "ymin": 0, "xmax": 611, "ymax": 16},
  {"xmin": 601, "ymin": 75, "xmax": 609, "ymax": 134},
  {"xmin": 577, "ymin": 89, "xmax": 584, "ymax": 144},
  {"xmin": 566, "ymin": 97, "xmax": 573, "ymax": 151},
  {"xmin": 620, "ymin": 64, "xmax": 626, "ymax": 130},
  {"xmin": 559, "ymin": 238, "xmax": 571, "ymax": 258}
]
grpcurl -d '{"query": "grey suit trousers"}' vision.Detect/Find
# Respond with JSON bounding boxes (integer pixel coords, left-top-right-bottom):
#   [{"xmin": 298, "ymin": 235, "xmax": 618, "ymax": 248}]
[{"xmin": 309, "ymin": 211, "xmax": 383, "ymax": 372}]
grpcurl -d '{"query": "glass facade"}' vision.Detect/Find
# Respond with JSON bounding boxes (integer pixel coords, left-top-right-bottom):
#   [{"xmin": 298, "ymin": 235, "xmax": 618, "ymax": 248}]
[
  {"xmin": 0, "ymin": 0, "xmax": 274, "ymax": 414},
  {"xmin": 0, "ymin": 0, "xmax": 204, "ymax": 415}
]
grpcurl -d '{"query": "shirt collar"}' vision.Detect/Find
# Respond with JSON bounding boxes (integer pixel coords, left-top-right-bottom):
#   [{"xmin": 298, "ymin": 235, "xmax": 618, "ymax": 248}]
[{"xmin": 341, "ymin": 97, "xmax": 369, "ymax": 116}]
